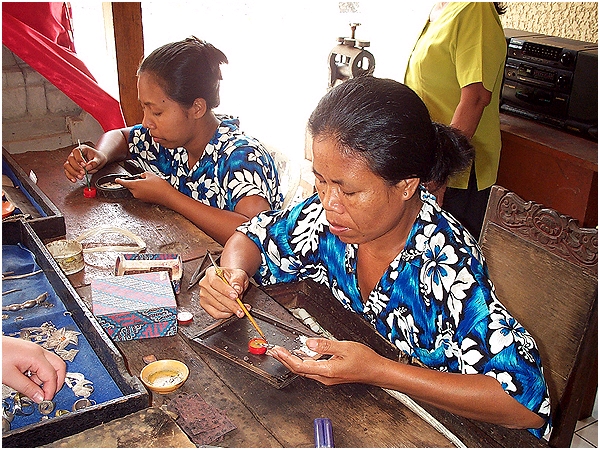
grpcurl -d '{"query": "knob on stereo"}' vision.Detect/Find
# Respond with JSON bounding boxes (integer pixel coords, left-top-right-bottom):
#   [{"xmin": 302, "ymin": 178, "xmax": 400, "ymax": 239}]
[
  {"xmin": 560, "ymin": 52, "xmax": 574, "ymax": 67},
  {"xmin": 556, "ymin": 75, "xmax": 568, "ymax": 88}
]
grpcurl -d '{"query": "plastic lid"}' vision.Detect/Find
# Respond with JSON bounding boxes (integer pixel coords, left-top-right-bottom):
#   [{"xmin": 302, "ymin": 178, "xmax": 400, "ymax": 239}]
[{"xmin": 177, "ymin": 311, "xmax": 193, "ymax": 325}]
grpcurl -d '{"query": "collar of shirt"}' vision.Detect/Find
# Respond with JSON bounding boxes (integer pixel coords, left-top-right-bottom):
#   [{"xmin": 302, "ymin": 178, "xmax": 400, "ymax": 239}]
[{"xmin": 343, "ymin": 185, "xmax": 441, "ymax": 274}]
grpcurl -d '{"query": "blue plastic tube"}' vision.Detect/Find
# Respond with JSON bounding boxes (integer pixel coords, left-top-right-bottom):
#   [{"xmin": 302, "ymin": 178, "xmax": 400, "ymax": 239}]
[{"xmin": 314, "ymin": 417, "xmax": 334, "ymax": 448}]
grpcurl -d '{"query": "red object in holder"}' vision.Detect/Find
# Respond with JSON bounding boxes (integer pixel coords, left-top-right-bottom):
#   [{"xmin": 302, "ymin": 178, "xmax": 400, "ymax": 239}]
[
  {"xmin": 177, "ymin": 311, "xmax": 194, "ymax": 326},
  {"xmin": 83, "ymin": 187, "xmax": 97, "ymax": 198},
  {"xmin": 248, "ymin": 338, "xmax": 268, "ymax": 355}
]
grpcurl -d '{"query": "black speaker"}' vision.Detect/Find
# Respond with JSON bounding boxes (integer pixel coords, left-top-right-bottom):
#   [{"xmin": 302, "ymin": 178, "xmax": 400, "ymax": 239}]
[{"xmin": 569, "ymin": 48, "xmax": 598, "ymax": 123}]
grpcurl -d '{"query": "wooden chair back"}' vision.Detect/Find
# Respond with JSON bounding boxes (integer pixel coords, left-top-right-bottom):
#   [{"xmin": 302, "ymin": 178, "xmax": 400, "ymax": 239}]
[{"xmin": 479, "ymin": 185, "xmax": 598, "ymax": 448}]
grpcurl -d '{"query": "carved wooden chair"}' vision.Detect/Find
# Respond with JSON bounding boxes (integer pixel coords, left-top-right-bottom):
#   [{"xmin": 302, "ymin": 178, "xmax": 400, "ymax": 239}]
[{"xmin": 478, "ymin": 185, "xmax": 598, "ymax": 448}]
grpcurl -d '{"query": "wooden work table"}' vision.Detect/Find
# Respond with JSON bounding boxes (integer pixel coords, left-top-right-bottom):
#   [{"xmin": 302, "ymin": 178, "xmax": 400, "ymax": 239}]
[{"xmin": 10, "ymin": 147, "xmax": 546, "ymax": 448}]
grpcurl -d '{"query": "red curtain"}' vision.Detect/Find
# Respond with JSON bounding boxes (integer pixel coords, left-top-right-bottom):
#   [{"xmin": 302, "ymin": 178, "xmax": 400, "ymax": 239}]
[{"xmin": 2, "ymin": 2, "xmax": 126, "ymax": 131}]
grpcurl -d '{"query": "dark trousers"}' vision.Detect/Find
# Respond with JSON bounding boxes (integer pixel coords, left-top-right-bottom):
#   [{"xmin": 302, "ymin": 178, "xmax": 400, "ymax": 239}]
[{"xmin": 443, "ymin": 167, "xmax": 491, "ymax": 241}]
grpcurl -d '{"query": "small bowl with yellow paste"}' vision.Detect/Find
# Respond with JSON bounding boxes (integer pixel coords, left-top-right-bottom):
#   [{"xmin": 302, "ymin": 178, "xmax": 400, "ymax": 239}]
[{"xmin": 140, "ymin": 359, "xmax": 189, "ymax": 394}]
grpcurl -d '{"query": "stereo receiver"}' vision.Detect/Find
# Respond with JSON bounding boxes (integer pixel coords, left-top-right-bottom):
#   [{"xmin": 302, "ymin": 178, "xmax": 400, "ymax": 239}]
[{"xmin": 501, "ymin": 29, "xmax": 598, "ymax": 140}]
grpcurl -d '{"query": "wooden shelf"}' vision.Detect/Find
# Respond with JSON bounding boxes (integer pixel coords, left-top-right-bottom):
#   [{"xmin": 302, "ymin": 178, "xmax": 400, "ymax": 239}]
[{"xmin": 498, "ymin": 113, "xmax": 598, "ymax": 228}]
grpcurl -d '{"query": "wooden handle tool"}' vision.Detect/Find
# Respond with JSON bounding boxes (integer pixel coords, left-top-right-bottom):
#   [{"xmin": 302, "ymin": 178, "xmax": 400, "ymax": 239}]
[{"xmin": 207, "ymin": 253, "xmax": 267, "ymax": 341}]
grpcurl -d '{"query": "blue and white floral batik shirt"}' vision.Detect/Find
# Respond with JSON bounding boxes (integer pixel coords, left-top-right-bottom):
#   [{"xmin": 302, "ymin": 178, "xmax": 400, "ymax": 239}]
[
  {"xmin": 127, "ymin": 116, "xmax": 283, "ymax": 211},
  {"xmin": 238, "ymin": 186, "xmax": 551, "ymax": 438}
]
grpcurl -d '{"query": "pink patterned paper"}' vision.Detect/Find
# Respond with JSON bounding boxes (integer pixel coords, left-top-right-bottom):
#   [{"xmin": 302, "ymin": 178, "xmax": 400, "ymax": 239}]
[{"xmin": 92, "ymin": 271, "xmax": 177, "ymax": 341}]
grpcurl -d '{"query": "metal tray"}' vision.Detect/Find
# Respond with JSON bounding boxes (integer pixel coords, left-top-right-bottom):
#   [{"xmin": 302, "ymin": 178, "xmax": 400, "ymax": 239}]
[
  {"xmin": 95, "ymin": 173, "xmax": 137, "ymax": 199},
  {"xmin": 2, "ymin": 148, "xmax": 66, "ymax": 241},
  {"xmin": 190, "ymin": 307, "xmax": 320, "ymax": 389},
  {"xmin": 263, "ymin": 279, "xmax": 400, "ymax": 361}
]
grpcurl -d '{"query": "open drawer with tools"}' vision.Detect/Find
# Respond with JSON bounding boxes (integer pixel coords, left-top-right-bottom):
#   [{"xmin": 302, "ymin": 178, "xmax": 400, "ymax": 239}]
[
  {"xmin": 183, "ymin": 278, "xmax": 400, "ymax": 390},
  {"xmin": 2, "ymin": 219, "xmax": 149, "ymax": 447},
  {"xmin": 2, "ymin": 148, "xmax": 66, "ymax": 241}
]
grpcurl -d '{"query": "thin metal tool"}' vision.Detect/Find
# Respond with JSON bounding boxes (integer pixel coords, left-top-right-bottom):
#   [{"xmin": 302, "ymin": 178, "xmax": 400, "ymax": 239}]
[
  {"xmin": 2, "ymin": 269, "xmax": 42, "ymax": 280},
  {"xmin": 78, "ymin": 140, "xmax": 91, "ymax": 188},
  {"xmin": 207, "ymin": 253, "xmax": 267, "ymax": 341},
  {"xmin": 187, "ymin": 252, "xmax": 218, "ymax": 291}
]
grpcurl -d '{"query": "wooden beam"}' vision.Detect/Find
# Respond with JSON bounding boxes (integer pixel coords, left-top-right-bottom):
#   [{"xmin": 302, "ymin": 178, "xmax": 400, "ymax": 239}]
[{"xmin": 110, "ymin": 2, "xmax": 144, "ymax": 126}]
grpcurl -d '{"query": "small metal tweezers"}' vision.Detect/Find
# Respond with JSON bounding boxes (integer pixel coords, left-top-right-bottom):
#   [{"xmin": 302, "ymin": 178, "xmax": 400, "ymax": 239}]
[{"xmin": 187, "ymin": 252, "xmax": 220, "ymax": 290}]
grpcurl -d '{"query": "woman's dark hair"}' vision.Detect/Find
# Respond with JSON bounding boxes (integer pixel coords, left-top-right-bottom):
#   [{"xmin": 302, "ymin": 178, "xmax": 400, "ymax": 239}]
[
  {"xmin": 138, "ymin": 36, "xmax": 228, "ymax": 109},
  {"xmin": 307, "ymin": 76, "xmax": 474, "ymax": 187},
  {"xmin": 494, "ymin": 2, "xmax": 506, "ymax": 15}
]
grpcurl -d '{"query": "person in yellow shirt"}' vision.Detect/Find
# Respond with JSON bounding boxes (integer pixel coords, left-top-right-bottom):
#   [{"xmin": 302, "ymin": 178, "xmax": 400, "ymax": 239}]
[{"xmin": 404, "ymin": 2, "xmax": 507, "ymax": 239}]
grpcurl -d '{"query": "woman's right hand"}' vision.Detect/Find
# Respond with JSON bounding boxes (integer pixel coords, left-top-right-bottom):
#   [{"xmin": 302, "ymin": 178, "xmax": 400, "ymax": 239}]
[
  {"xmin": 63, "ymin": 143, "xmax": 107, "ymax": 183},
  {"xmin": 199, "ymin": 266, "xmax": 251, "ymax": 319}
]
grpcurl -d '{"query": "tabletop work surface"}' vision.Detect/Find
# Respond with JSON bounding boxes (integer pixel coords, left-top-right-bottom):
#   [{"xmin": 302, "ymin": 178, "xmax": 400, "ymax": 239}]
[{"xmin": 9, "ymin": 147, "xmax": 546, "ymax": 448}]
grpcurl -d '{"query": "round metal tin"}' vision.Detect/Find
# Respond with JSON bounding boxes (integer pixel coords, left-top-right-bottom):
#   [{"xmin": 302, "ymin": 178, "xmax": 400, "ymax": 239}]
[{"xmin": 95, "ymin": 174, "xmax": 134, "ymax": 199}]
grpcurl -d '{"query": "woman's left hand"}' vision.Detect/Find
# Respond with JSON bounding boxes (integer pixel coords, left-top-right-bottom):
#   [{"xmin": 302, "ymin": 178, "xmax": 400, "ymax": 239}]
[
  {"xmin": 267, "ymin": 338, "xmax": 383, "ymax": 386},
  {"xmin": 116, "ymin": 172, "xmax": 173, "ymax": 204}
]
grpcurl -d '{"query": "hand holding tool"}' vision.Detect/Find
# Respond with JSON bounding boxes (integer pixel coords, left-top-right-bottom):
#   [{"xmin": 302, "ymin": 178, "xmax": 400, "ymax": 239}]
[
  {"xmin": 207, "ymin": 253, "xmax": 267, "ymax": 341},
  {"xmin": 77, "ymin": 140, "xmax": 91, "ymax": 189}
]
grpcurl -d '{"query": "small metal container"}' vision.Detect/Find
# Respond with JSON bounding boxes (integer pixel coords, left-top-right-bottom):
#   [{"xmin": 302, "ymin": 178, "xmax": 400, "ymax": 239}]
[
  {"xmin": 140, "ymin": 360, "xmax": 189, "ymax": 394},
  {"xmin": 95, "ymin": 174, "xmax": 136, "ymax": 199},
  {"xmin": 45, "ymin": 239, "xmax": 84, "ymax": 275}
]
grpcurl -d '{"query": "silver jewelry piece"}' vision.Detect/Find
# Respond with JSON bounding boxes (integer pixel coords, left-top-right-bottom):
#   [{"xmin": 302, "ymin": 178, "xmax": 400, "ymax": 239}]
[
  {"xmin": 65, "ymin": 372, "xmax": 94, "ymax": 398},
  {"xmin": 2, "ymin": 288, "xmax": 21, "ymax": 296},
  {"xmin": 2, "ymin": 401, "xmax": 14, "ymax": 423},
  {"xmin": 2, "ymin": 385, "xmax": 17, "ymax": 401},
  {"xmin": 43, "ymin": 327, "xmax": 80, "ymax": 361},
  {"xmin": 12, "ymin": 393, "xmax": 34, "ymax": 416},
  {"xmin": 2, "ymin": 269, "xmax": 42, "ymax": 280},
  {"xmin": 38, "ymin": 400, "xmax": 55, "ymax": 416},
  {"xmin": 72, "ymin": 398, "xmax": 95, "ymax": 411},
  {"xmin": 2, "ymin": 292, "xmax": 49, "ymax": 311},
  {"xmin": 18, "ymin": 322, "xmax": 80, "ymax": 361}
]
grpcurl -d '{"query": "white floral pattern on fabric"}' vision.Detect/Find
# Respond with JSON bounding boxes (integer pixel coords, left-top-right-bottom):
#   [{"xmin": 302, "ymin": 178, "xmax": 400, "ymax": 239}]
[
  {"xmin": 237, "ymin": 186, "xmax": 552, "ymax": 438},
  {"xmin": 486, "ymin": 370, "xmax": 518, "ymax": 394},
  {"xmin": 420, "ymin": 231, "xmax": 458, "ymax": 302},
  {"xmin": 127, "ymin": 116, "xmax": 282, "ymax": 211}
]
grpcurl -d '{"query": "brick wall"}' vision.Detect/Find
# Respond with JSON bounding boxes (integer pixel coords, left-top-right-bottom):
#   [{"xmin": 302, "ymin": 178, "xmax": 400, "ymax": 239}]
[{"xmin": 2, "ymin": 45, "xmax": 103, "ymax": 154}]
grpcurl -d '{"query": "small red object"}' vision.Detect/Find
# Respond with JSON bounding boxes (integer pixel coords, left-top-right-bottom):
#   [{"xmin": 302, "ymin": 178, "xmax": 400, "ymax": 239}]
[
  {"xmin": 248, "ymin": 337, "xmax": 268, "ymax": 355},
  {"xmin": 177, "ymin": 310, "xmax": 193, "ymax": 325},
  {"xmin": 143, "ymin": 354, "xmax": 157, "ymax": 364},
  {"xmin": 2, "ymin": 200, "xmax": 15, "ymax": 218},
  {"xmin": 83, "ymin": 187, "xmax": 97, "ymax": 198}
]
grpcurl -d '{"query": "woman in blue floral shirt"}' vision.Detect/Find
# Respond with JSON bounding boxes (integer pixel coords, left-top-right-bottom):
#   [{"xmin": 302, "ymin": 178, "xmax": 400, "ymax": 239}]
[
  {"xmin": 199, "ymin": 76, "xmax": 550, "ymax": 437},
  {"xmin": 64, "ymin": 37, "xmax": 282, "ymax": 245}
]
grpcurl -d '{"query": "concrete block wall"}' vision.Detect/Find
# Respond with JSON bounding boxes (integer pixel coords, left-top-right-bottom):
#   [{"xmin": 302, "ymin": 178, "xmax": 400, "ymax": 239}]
[{"xmin": 2, "ymin": 45, "xmax": 104, "ymax": 154}]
